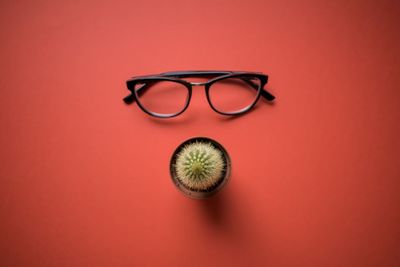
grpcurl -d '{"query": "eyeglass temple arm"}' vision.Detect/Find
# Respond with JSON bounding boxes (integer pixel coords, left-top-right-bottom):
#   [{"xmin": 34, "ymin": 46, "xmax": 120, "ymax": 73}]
[
  {"xmin": 123, "ymin": 83, "xmax": 148, "ymax": 104},
  {"xmin": 123, "ymin": 94, "xmax": 134, "ymax": 104},
  {"xmin": 240, "ymin": 78, "xmax": 275, "ymax": 101},
  {"xmin": 160, "ymin": 70, "xmax": 232, "ymax": 77}
]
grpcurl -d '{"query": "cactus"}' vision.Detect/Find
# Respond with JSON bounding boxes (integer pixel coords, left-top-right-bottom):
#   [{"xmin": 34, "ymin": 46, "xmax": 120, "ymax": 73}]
[{"xmin": 175, "ymin": 141, "xmax": 225, "ymax": 190}]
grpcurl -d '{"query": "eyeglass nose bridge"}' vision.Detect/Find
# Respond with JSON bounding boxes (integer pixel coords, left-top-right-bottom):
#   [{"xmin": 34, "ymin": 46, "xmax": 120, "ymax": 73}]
[{"xmin": 190, "ymin": 81, "xmax": 208, "ymax": 86}]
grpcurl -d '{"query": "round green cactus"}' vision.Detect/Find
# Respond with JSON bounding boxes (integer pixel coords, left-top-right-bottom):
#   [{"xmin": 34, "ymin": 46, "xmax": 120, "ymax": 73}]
[{"xmin": 175, "ymin": 141, "xmax": 225, "ymax": 190}]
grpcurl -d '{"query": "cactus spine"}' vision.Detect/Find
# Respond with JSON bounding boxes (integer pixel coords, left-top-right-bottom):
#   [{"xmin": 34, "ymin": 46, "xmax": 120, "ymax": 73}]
[{"xmin": 175, "ymin": 142, "xmax": 224, "ymax": 190}]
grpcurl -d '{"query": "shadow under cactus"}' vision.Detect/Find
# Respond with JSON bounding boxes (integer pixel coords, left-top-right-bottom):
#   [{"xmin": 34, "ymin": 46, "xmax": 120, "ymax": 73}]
[{"xmin": 199, "ymin": 190, "xmax": 229, "ymax": 226}]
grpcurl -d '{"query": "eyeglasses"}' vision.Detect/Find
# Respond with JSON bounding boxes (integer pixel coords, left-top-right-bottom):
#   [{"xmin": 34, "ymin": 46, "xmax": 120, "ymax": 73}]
[{"xmin": 123, "ymin": 70, "xmax": 275, "ymax": 118}]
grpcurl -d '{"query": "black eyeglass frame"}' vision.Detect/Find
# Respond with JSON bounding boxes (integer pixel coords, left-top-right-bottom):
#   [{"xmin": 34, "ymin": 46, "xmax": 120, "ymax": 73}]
[{"xmin": 123, "ymin": 70, "xmax": 275, "ymax": 118}]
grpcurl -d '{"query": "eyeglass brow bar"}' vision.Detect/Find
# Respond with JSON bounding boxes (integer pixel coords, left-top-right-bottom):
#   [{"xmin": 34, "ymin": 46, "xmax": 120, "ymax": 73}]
[{"xmin": 123, "ymin": 70, "xmax": 276, "ymax": 104}]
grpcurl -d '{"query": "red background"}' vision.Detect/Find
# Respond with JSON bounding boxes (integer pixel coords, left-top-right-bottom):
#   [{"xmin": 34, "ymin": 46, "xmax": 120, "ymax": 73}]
[{"xmin": 1, "ymin": 0, "xmax": 399, "ymax": 266}]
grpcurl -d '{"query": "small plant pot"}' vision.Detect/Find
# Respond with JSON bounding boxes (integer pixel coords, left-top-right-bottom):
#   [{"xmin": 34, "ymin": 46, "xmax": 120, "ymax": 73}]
[{"xmin": 170, "ymin": 137, "xmax": 231, "ymax": 199}]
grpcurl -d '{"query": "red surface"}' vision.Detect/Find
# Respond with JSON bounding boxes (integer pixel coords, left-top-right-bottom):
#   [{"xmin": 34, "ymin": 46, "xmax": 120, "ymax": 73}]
[{"xmin": 1, "ymin": 0, "xmax": 400, "ymax": 266}]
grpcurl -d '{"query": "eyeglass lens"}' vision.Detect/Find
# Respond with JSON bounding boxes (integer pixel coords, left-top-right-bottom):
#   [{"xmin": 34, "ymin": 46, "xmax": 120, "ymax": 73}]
[
  {"xmin": 135, "ymin": 81, "xmax": 188, "ymax": 116},
  {"xmin": 208, "ymin": 77, "xmax": 261, "ymax": 114}
]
